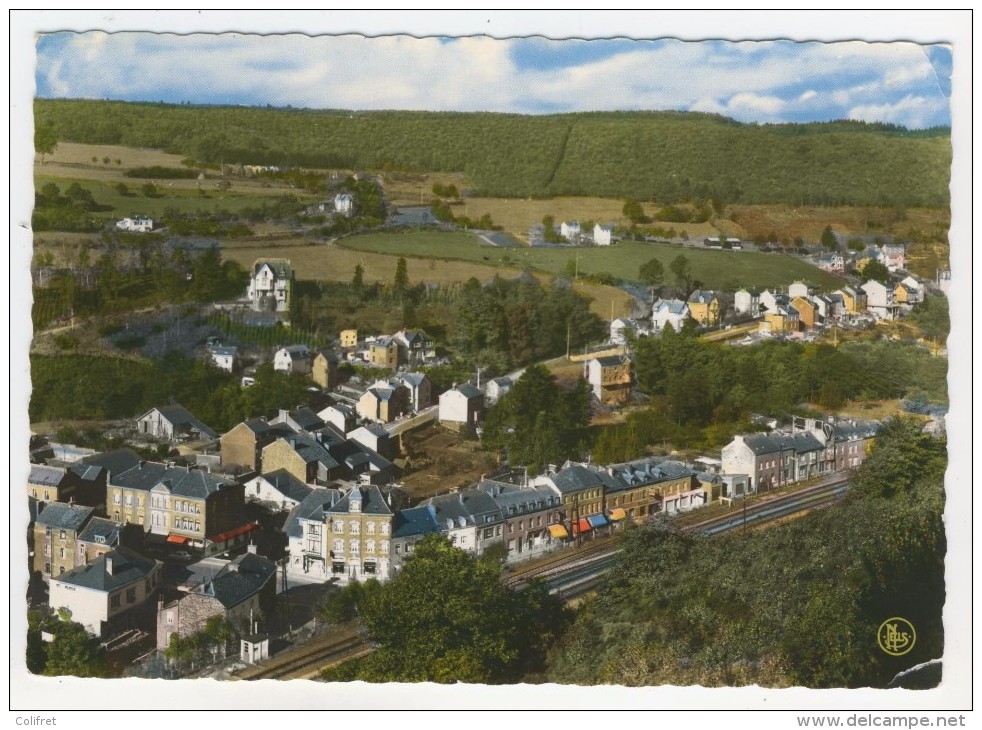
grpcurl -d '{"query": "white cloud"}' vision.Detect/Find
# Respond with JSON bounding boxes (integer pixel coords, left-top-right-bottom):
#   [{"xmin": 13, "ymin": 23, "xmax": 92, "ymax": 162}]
[
  {"xmin": 848, "ymin": 94, "xmax": 934, "ymax": 128},
  {"xmin": 35, "ymin": 33, "xmax": 950, "ymax": 127}
]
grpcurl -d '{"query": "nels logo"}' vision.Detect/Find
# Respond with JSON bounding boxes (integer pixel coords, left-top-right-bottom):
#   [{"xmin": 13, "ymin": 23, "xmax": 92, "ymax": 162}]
[{"xmin": 877, "ymin": 617, "xmax": 916, "ymax": 657}]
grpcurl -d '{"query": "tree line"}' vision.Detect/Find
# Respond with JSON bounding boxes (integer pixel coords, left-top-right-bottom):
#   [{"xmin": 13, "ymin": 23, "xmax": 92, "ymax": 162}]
[{"xmin": 36, "ymin": 100, "xmax": 951, "ymax": 207}]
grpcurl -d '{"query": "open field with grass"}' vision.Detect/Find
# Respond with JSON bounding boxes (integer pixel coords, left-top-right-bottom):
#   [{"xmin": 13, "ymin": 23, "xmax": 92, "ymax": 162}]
[
  {"xmin": 452, "ymin": 196, "xmax": 719, "ymax": 242},
  {"xmin": 219, "ymin": 237, "xmax": 633, "ymax": 320},
  {"xmin": 333, "ymin": 229, "xmax": 844, "ymax": 291}
]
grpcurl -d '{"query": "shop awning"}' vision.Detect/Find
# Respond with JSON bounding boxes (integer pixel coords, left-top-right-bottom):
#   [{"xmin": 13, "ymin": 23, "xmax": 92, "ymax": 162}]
[
  {"xmin": 166, "ymin": 534, "xmax": 190, "ymax": 544},
  {"xmin": 610, "ymin": 508, "xmax": 627, "ymax": 521},
  {"xmin": 208, "ymin": 522, "xmax": 258, "ymax": 544},
  {"xmin": 576, "ymin": 518, "xmax": 593, "ymax": 534},
  {"xmin": 587, "ymin": 514, "xmax": 609, "ymax": 528},
  {"xmin": 548, "ymin": 524, "xmax": 569, "ymax": 539}
]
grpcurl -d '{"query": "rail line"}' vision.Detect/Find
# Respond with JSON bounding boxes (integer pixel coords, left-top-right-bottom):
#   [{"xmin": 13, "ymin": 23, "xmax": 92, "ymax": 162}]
[{"xmin": 233, "ymin": 627, "xmax": 370, "ymax": 681}]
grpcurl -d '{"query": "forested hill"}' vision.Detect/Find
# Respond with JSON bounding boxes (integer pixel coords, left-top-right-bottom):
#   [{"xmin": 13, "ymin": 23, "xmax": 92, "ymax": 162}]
[{"xmin": 35, "ymin": 100, "xmax": 950, "ymax": 208}]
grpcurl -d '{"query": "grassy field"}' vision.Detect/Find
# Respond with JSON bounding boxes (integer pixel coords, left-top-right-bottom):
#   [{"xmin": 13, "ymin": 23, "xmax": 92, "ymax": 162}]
[
  {"xmin": 332, "ymin": 229, "xmax": 844, "ymax": 291},
  {"xmin": 219, "ymin": 237, "xmax": 633, "ymax": 320}
]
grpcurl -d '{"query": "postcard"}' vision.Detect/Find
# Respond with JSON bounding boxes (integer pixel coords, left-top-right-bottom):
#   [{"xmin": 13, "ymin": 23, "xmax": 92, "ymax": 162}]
[{"xmin": 9, "ymin": 9, "xmax": 972, "ymax": 722}]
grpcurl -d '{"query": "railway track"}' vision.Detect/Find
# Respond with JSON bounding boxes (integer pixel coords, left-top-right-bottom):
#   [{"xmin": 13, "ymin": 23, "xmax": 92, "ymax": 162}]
[{"xmin": 233, "ymin": 627, "xmax": 371, "ymax": 681}]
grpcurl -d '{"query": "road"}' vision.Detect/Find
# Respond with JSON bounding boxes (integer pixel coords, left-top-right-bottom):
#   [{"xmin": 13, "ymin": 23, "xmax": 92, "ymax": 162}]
[{"xmin": 383, "ymin": 404, "xmax": 439, "ymax": 436}]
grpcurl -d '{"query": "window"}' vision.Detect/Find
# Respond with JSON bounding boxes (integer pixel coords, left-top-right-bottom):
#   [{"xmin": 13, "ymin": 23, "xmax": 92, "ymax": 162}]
[
  {"xmin": 126, "ymin": 587, "xmax": 137, "ymax": 604},
  {"xmin": 44, "ymin": 563, "xmax": 50, "ymax": 574},
  {"xmin": 380, "ymin": 541, "xmax": 389, "ymax": 554},
  {"xmin": 366, "ymin": 539, "xmax": 376, "ymax": 553},
  {"xmin": 508, "ymin": 523, "xmax": 514, "ymax": 534},
  {"xmin": 59, "ymin": 548, "xmax": 65, "ymax": 559},
  {"xmin": 110, "ymin": 594, "xmax": 121, "ymax": 609},
  {"xmin": 483, "ymin": 528, "xmax": 494, "ymax": 540},
  {"xmin": 349, "ymin": 540, "xmax": 360, "ymax": 554},
  {"xmin": 166, "ymin": 611, "xmax": 174, "ymax": 625},
  {"xmin": 395, "ymin": 544, "xmax": 401, "ymax": 555},
  {"xmin": 333, "ymin": 539, "xmax": 344, "ymax": 554},
  {"xmin": 113, "ymin": 492, "xmax": 122, "ymax": 505},
  {"xmin": 366, "ymin": 522, "xmax": 376, "ymax": 534},
  {"xmin": 59, "ymin": 566, "xmax": 65, "ymax": 575},
  {"xmin": 59, "ymin": 530, "xmax": 66, "ymax": 539},
  {"xmin": 333, "ymin": 521, "xmax": 343, "ymax": 534},
  {"xmin": 380, "ymin": 523, "xmax": 389, "ymax": 536},
  {"xmin": 349, "ymin": 521, "xmax": 360, "ymax": 535}
]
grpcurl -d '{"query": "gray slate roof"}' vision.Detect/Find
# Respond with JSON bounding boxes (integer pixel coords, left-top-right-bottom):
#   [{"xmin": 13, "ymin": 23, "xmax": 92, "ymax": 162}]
[
  {"xmin": 111, "ymin": 462, "xmax": 236, "ymax": 499},
  {"xmin": 55, "ymin": 546, "xmax": 158, "ymax": 592},
  {"xmin": 29, "ymin": 464, "xmax": 70, "ymax": 487},
  {"xmin": 77, "ymin": 517, "xmax": 126, "ymax": 547},
  {"xmin": 397, "ymin": 372, "xmax": 429, "ymax": 387},
  {"xmin": 453, "ymin": 383, "xmax": 483, "ymax": 399},
  {"xmin": 740, "ymin": 432, "xmax": 825, "ymax": 456},
  {"xmin": 144, "ymin": 403, "xmax": 218, "ymax": 440},
  {"xmin": 262, "ymin": 469, "xmax": 315, "ymax": 504},
  {"xmin": 606, "ymin": 458, "xmax": 695, "ymax": 491},
  {"xmin": 654, "ymin": 299, "xmax": 688, "ymax": 316},
  {"xmin": 548, "ymin": 463, "xmax": 623, "ymax": 495},
  {"xmin": 191, "ymin": 553, "xmax": 277, "ymax": 609},
  {"xmin": 36, "ymin": 502, "xmax": 94, "ymax": 531},
  {"xmin": 391, "ymin": 504, "xmax": 441, "ymax": 539},
  {"xmin": 326, "ymin": 485, "xmax": 393, "ymax": 517},
  {"xmin": 282, "ymin": 488, "xmax": 344, "ymax": 538}
]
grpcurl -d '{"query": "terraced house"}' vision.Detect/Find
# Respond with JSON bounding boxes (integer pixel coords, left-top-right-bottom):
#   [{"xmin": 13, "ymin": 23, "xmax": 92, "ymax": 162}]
[
  {"xmin": 533, "ymin": 462, "xmax": 622, "ymax": 539},
  {"xmin": 33, "ymin": 502, "xmax": 95, "ymax": 581},
  {"xmin": 604, "ymin": 457, "xmax": 701, "ymax": 517},
  {"xmin": 108, "ymin": 462, "xmax": 250, "ymax": 555}
]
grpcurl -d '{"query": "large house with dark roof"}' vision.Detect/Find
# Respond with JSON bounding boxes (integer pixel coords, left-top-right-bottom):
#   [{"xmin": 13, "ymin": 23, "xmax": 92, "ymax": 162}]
[
  {"xmin": 107, "ymin": 462, "xmax": 250, "ymax": 555},
  {"xmin": 438, "ymin": 383, "xmax": 484, "ymax": 432},
  {"xmin": 247, "ymin": 258, "xmax": 293, "ymax": 313},
  {"xmin": 585, "ymin": 354, "xmax": 633, "ymax": 405},
  {"xmin": 135, "ymin": 403, "xmax": 218, "ymax": 442},
  {"xmin": 76, "ymin": 517, "xmax": 141, "ymax": 567},
  {"xmin": 390, "ymin": 504, "xmax": 441, "ymax": 572},
  {"xmin": 156, "ymin": 551, "xmax": 277, "ymax": 650},
  {"xmin": 604, "ymin": 457, "xmax": 701, "ymax": 517},
  {"xmin": 533, "ymin": 462, "xmax": 622, "ymax": 538},
  {"xmin": 220, "ymin": 418, "xmax": 293, "ymax": 472},
  {"xmin": 283, "ymin": 485, "xmax": 393, "ymax": 584},
  {"xmin": 242, "ymin": 469, "xmax": 314, "ymax": 511},
  {"xmin": 32, "ymin": 502, "xmax": 95, "ymax": 581},
  {"xmin": 49, "ymin": 546, "xmax": 161, "ymax": 637},
  {"xmin": 28, "ymin": 465, "xmax": 80, "ymax": 506}
]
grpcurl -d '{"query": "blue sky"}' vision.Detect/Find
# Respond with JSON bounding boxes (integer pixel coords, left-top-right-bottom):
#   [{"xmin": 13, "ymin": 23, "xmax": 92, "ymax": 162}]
[{"xmin": 35, "ymin": 32, "xmax": 952, "ymax": 129}]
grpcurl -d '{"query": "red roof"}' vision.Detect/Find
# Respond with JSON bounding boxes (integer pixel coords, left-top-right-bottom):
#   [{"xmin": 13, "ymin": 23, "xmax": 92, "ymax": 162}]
[
  {"xmin": 166, "ymin": 534, "xmax": 190, "ymax": 544},
  {"xmin": 209, "ymin": 522, "xmax": 258, "ymax": 544},
  {"xmin": 575, "ymin": 517, "xmax": 593, "ymax": 535}
]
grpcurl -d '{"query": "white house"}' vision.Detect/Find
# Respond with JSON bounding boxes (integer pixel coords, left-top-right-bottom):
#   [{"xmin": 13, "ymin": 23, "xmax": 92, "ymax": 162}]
[
  {"xmin": 242, "ymin": 469, "xmax": 315, "ymax": 510},
  {"xmin": 652, "ymin": 299, "xmax": 690, "ymax": 334},
  {"xmin": 115, "ymin": 216, "xmax": 154, "ymax": 233},
  {"xmin": 439, "ymin": 383, "xmax": 484, "ymax": 431},
  {"xmin": 936, "ymin": 268, "xmax": 951, "ymax": 296},
  {"xmin": 593, "ymin": 223, "xmax": 613, "ymax": 246},
  {"xmin": 861, "ymin": 279, "xmax": 899, "ymax": 321},
  {"xmin": 274, "ymin": 345, "xmax": 312, "ymax": 375},
  {"xmin": 734, "ymin": 289, "xmax": 760, "ymax": 317},
  {"xmin": 818, "ymin": 252, "xmax": 845, "ymax": 273},
  {"xmin": 899, "ymin": 275, "xmax": 925, "ymax": 304},
  {"xmin": 246, "ymin": 258, "xmax": 293, "ymax": 313},
  {"xmin": 135, "ymin": 403, "xmax": 218, "ymax": 442},
  {"xmin": 788, "ymin": 281, "xmax": 810, "ymax": 299},
  {"xmin": 48, "ymin": 547, "xmax": 161, "ymax": 637},
  {"xmin": 318, "ymin": 404, "xmax": 356, "ymax": 434},
  {"xmin": 484, "ymin": 376, "xmax": 513, "ymax": 406},
  {"xmin": 334, "ymin": 193, "xmax": 355, "ymax": 216},
  {"xmin": 881, "ymin": 243, "xmax": 906, "ymax": 272},
  {"xmin": 610, "ymin": 317, "xmax": 638, "ymax": 345},
  {"xmin": 208, "ymin": 345, "xmax": 238, "ymax": 373},
  {"xmin": 559, "ymin": 220, "xmax": 581, "ymax": 242}
]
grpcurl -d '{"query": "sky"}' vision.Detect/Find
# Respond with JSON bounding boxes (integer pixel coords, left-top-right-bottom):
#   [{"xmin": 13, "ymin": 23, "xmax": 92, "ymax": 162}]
[{"xmin": 34, "ymin": 33, "xmax": 952, "ymax": 129}]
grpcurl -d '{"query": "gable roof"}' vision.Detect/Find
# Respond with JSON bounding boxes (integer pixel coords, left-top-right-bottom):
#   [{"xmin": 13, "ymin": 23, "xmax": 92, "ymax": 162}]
[
  {"xmin": 111, "ymin": 462, "xmax": 236, "ymax": 498},
  {"xmin": 326, "ymin": 485, "xmax": 393, "ymax": 517},
  {"xmin": 449, "ymin": 383, "xmax": 483, "ymax": 399},
  {"xmin": 605, "ymin": 458, "xmax": 695, "ymax": 492},
  {"xmin": 391, "ymin": 504, "xmax": 441, "ymax": 538},
  {"xmin": 54, "ymin": 547, "xmax": 158, "ymax": 593},
  {"xmin": 141, "ymin": 403, "xmax": 218, "ymax": 441},
  {"xmin": 77, "ymin": 517, "xmax": 126, "ymax": 546},
  {"xmin": 397, "ymin": 372, "xmax": 429, "ymax": 387},
  {"xmin": 688, "ymin": 290, "xmax": 718, "ymax": 305},
  {"xmin": 80, "ymin": 448, "xmax": 142, "ymax": 477},
  {"xmin": 36, "ymin": 502, "xmax": 94, "ymax": 531},
  {"xmin": 654, "ymin": 299, "xmax": 689, "ymax": 316},
  {"xmin": 29, "ymin": 464, "xmax": 71, "ymax": 487},
  {"xmin": 252, "ymin": 258, "xmax": 293, "ymax": 279},
  {"xmin": 191, "ymin": 552, "xmax": 277, "ymax": 609},
  {"xmin": 738, "ymin": 431, "xmax": 826, "ymax": 456},
  {"xmin": 546, "ymin": 463, "xmax": 622, "ymax": 495},
  {"xmin": 593, "ymin": 354, "xmax": 630, "ymax": 368},
  {"xmin": 283, "ymin": 488, "xmax": 344, "ymax": 538},
  {"xmin": 260, "ymin": 469, "xmax": 315, "ymax": 504}
]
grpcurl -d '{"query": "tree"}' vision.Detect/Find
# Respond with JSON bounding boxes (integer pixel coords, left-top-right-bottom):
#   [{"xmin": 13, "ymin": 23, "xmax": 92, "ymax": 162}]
[
  {"xmin": 142, "ymin": 182, "xmax": 158, "ymax": 198},
  {"xmin": 622, "ymin": 199, "xmax": 645, "ymax": 223},
  {"xmin": 43, "ymin": 619, "xmax": 110, "ymax": 677},
  {"xmin": 324, "ymin": 535, "xmax": 570, "ymax": 683},
  {"xmin": 821, "ymin": 225, "xmax": 838, "ymax": 251},
  {"xmin": 393, "ymin": 257, "xmax": 409, "ymax": 291},
  {"xmin": 115, "ymin": 182, "xmax": 129, "ymax": 197},
  {"xmin": 861, "ymin": 259, "xmax": 891, "ymax": 285},
  {"xmin": 352, "ymin": 263, "xmax": 364, "ymax": 290},
  {"xmin": 670, "ymin": 253, "xmax": 692, "ymax": 291},
  {"xmin": 639, "ymin": 257, "xmax": 665, "ymax": 297},
  {"xmin": 35, "ymin": 121, "xmax": 58, "ymax": 164}
]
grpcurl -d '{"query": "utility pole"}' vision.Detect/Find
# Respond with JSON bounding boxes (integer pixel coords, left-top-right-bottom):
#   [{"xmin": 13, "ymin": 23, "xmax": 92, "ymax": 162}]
[{"xmin": 566, "ymin": 322, "xmax": 571, "ymax": 360}]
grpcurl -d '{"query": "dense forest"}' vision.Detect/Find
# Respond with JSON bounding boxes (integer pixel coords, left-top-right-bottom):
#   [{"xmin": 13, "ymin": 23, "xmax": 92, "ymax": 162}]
[
  {"xmin": 35, "ymin": 100, "xmax": 951, "ymax": 207},
  {"xmin": 548, "ymin": 417, "xmax": 946, "ymax": 688}
]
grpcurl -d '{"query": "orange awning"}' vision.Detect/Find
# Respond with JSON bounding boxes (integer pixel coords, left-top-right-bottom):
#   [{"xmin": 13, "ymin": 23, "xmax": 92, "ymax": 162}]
[
  {"xmin": 575, "ymin": 518, "xmax": 593, "ymax": 534},
  {"xmin": 167, "ymin": 534, "xmax": 190, "ymax": 544},
  {"xmin": 208, "ymin": 522, "xmax": 257, "ymax": 544},
  {"xmin": 610, "ymin": 508, "xmax": 627, "ymax": 521},
  {"xmin": 548, "ymin": 524, "xmax": 569, "ymax": 539}
]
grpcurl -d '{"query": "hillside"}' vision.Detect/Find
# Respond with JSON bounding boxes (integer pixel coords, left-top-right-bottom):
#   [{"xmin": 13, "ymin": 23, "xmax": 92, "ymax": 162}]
[{"xmin": 35, "ymin": 100, "xmax": 951, "ymax": 208}]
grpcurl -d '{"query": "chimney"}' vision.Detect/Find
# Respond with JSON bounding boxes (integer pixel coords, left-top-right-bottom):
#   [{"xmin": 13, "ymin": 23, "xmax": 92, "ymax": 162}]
[
  {"xmin": 247, "ymin": 542, "xmax": 257, "ymax": 555},
  {"xmin": 105, "ymin": 555, "xmax": 115, "ymax": 575}
]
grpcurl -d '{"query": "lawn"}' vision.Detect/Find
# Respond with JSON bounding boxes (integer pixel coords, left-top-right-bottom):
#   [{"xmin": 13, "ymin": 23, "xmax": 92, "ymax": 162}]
[
  {"xmin": 218, "ymin": 237, "xmax": 633, "ymax": 320},
  {"xmin": 334, "ymin": 229, "xmax": 845, "ymax": 291}
]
